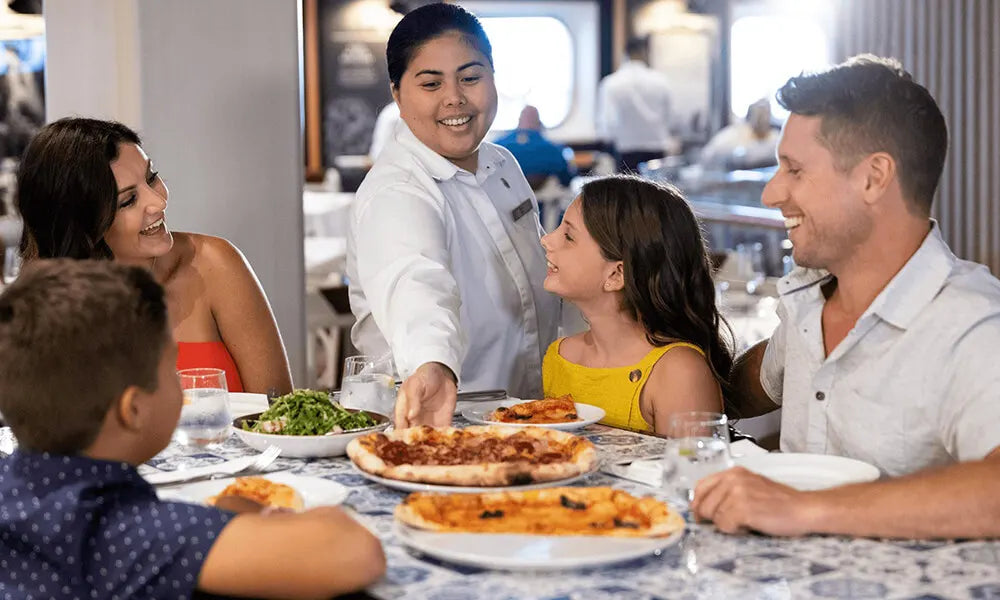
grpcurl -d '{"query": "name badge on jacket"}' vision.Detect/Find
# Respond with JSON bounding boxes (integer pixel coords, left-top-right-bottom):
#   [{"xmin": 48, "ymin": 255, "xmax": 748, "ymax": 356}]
[{"xmin": 511, "ymin": 198, "xmax": 534, "ymax": 222}]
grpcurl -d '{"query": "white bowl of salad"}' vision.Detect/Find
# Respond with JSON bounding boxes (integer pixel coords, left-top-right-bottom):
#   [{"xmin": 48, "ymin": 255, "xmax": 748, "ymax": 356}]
[{"xmin": 233, "ymin": 389, "xmax": 390, "ymax": 458}]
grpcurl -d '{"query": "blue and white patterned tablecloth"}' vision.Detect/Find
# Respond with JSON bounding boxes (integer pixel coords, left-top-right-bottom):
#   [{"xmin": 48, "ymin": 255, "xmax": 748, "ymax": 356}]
[{"xmin": 147, "ymin": 422, "xmax": 1000, "ymax": 600}]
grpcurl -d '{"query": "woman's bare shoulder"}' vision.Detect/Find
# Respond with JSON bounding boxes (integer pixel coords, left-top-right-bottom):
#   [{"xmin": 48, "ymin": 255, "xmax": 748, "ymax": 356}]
[
  {"xmin": 643, "ymin": 344, "xmax": 723, "ymax": 421},
  {"xmin": 651, "ymin": 344, "xmax": 714, "ymax": 380},
  {"xmin": 647, "ymin": 344, "xmax": 720, "ymax": 403},
  {"xmin": 180, "ymin": 232, "xmax": 248, "ymax": 271}
]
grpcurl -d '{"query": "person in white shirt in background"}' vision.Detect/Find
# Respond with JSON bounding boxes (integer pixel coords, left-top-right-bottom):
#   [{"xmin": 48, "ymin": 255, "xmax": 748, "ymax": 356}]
[
  {"xmin": 368, "ymin": 102, "xmax": 400, "ymax": 162},
  {"xmin": 347, "ymin": 3, "xmax": 560, "ymax": 428},
  {"xmin": 694, "ymin": 55, "xmax": 1000, "ymax": 539},
  {"xmin": 699, "ymin": 98, "xmax": 779, "ymax": 170},
  {"xmin": 596, "ymin": 36, "xmax": 676, "ymax": 173}
]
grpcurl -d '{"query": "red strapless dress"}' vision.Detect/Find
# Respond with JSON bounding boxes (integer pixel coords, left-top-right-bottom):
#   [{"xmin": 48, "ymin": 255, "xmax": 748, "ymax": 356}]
[{"xmin": 176, "ymin": 341, "xmax": 245, "ymax": 392}]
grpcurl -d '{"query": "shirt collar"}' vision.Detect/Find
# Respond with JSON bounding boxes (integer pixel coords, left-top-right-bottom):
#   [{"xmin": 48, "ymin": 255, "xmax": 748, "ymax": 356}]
[
  {"xmin": 6, "ymin": 450, "xmax": 148, "ymax": 493},
  {"xmin": 777, "ymin": 266, "xmax": 832, "ymax": 296},
  {"xmin": 866, "ymin": 221, "xmax": 955, "ymax": 329},
  {"xmin": 394, "ymin": 119, "xmax": 504, "ymax": 183},
  {"xmin": 474, "ymin": 143, "xmax": 506, "ymax": 185},
  {"xmin": 776, "ymin": 221, "xmax": 954, "ymax": 330}
]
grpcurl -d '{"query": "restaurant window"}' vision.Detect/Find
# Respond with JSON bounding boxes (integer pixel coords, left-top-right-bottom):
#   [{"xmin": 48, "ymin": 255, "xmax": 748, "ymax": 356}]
[
  {"xmin": 479, "ymin": 16, "xmax": 574, "ymax": 131},
  {"xmin": 729, "ymin": 15, "xmax": 830, "ymax": 120}
]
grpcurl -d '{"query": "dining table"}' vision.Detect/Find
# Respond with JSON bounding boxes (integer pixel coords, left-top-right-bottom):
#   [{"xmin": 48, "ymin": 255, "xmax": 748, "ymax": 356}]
[{"xmin": 141, "ymin": 415, "xmax": 1000, "ymax": 600}]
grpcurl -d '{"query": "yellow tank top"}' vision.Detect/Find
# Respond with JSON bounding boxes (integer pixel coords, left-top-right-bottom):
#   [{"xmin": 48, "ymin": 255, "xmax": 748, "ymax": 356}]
[{"xmin": 542, "ymin": 338, "xmax": 706, "ymax": 432}]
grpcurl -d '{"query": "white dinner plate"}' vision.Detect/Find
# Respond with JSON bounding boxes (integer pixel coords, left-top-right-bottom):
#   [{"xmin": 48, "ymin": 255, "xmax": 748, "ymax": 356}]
[
  {"xmin": 352, "ymin": 462, "xmax": 597, "ymax": 494},
  {"xmin": 460, "ymin": 399, "xmax": 606, "ymax": 431},
  {"xmin": 227, "ymin": 392, "xmax": 269, "ymax": 416},
  {"xmin": 157, "ymin": 471, "xmax": 350, "ymax": 508},
  {"xmin": 734, "ymin": 452, "xmax": 881, "ymax": 491},
  {"xmin": 395, "ymin": 522, "xmax": 683, "ymax": 571}
]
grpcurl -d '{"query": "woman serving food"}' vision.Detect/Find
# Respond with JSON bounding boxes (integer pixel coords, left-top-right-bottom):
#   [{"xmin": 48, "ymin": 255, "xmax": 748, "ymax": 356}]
[{"xmin": 347, "ymin": 3, "xmax": 561, "ymax": 429}]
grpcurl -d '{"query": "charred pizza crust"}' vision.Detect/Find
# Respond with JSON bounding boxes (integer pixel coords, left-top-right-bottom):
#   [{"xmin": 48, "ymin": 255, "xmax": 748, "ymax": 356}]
[
  {"xmin": 395, "ymin": 486, "xmax": 684, "ymax": 537},
  {"xmin": 489, "ymin": 395, "xmax": 580, "ymax": 424},
  {"xmin": 346, "ymin": 425, "xmax": 597, "ymax": 486}
]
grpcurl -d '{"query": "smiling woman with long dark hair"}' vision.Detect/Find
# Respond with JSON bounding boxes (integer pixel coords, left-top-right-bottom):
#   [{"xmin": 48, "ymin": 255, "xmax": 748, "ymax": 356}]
[
  {"xmin": 347, "ymin": 3, "xmax": 561, "ymax": 427},
  {"xmin": 15, "ymin": 118, "xmax": 293, "ymax": 395}
]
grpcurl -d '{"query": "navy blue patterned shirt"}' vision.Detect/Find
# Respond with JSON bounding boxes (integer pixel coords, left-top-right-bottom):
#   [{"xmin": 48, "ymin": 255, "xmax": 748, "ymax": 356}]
[{"xmin": 0, "ymin": 451, "xmax": 234, "ymax": 600}]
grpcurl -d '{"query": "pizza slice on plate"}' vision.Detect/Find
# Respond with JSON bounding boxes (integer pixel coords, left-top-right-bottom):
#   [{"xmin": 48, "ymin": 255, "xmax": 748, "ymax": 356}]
[
  {"xmin": 489, "ymin": 395, "xmax": 580, "ymax": 424},
  {"xmin": 395, "ymin": 486, "xmax": 684, "ymax": 537},
  {"xmin": 208, "ymin": 476, "xmax": 304, "ymax": 510}
]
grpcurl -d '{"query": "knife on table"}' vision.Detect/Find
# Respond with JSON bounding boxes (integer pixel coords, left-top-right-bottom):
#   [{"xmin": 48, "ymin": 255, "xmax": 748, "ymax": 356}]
[{"xmin": 455, "ymin": 389, "xmax": 508, "ymax": 402}]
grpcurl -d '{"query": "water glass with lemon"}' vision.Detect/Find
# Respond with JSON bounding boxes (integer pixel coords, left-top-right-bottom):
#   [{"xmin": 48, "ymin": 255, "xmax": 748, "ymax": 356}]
[
  {"xmin": 661, "ymin": 411, "xmax": 734, "ymax": 506},
  {"xmin": 175, "ymin": 368, "xmax": 231, "ymax": 447}
]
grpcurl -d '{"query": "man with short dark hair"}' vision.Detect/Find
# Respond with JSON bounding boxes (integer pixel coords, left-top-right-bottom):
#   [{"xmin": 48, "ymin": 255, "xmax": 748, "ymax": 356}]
[
  {"xmin": 693, "ymin": 55, "xmax": 1000, "ymax": 538},
  {"xmin": 597, "ymin": 36, "xmax": 675, "ymax": 172}
]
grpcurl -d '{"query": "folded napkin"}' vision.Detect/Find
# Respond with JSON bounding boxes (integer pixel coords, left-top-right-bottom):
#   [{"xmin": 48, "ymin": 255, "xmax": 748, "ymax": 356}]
[
  {"xmin": 228, "ymin": 392, "xmax": 269, "ymax": 417},
  {"xmin": 603, "ymin": 439, "xmax": 770, "ymax": 487}
]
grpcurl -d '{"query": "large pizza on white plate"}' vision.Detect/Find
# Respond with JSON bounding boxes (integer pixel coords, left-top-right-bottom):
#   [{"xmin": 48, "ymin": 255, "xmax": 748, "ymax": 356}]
[
  {"xmin": 395, "ymin": 486, "xmax": 684, "ymax": 538},
  {"xmin": 346, "ymin": 425, "xmax": 597, "ymax": 487}
]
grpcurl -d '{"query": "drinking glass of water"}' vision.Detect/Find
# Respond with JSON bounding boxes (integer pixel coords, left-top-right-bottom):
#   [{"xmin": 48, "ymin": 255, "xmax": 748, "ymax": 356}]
[
  {"xmin": 175, "ymin": 368, "xmax": 231, "ymax": 447},
  {"xmin": 3, "ymin": 246, "xmax": 21, "ymax": 285},
  {"xmin": 340, "ymin": 355, "xmax": 396, "ymax": 419},
  {"xmin": 661, "ymin": 411, "xmax": 734, "ymax": 507}
]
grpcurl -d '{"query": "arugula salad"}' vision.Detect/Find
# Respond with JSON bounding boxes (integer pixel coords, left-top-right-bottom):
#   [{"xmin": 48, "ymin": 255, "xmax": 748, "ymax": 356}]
[{"xmin": 242, "ymin": 389, "xmax": 378, "ymax": 436}]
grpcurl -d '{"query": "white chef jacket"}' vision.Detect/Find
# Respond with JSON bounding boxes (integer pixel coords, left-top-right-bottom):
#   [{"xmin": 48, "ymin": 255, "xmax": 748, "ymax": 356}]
[
  {"xmin": 597, "ymin": 60, "xmax": 673, "ymax": 154},
  {"xmin": 347, "ymin": 120, "xmax": 561, "ymax": 398}
]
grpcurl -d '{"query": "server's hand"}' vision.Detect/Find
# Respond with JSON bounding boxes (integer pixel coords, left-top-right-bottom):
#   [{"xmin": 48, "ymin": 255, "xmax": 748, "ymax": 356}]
[{"xmin": 394, "ymin": 362, "xmax": 457, "ymax": 428}]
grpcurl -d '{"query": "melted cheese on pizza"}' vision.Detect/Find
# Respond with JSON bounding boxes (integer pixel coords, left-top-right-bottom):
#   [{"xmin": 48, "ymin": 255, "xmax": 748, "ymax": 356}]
[
  {"xmin": 365, "ymin": 428, "xmax": 587, "ymax": 467},
  {"xmin": 490, "ymin": 396, "xmax": 580, "ymax": 424},
  {"xmin": 208, "ymin": 476, "xmax": 304, "ymax": 510},
  {"xmin": 396, "ymin": 487, "xmax": 682, "ymax": 537}
]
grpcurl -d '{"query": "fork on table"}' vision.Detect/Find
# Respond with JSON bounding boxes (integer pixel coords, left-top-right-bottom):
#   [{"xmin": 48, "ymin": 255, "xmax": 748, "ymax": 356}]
[{"xmin": 153, "ymin": 445, "xmax": 282, "ymax": 488}]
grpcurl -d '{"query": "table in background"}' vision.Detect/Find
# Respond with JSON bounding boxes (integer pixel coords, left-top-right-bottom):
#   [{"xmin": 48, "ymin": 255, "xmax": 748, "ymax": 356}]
[
  {"xmin": 144, "ymin": 421, "xmax": 1000, "ymax": 600},
  {"xmin": 304, "ymin": 190, "xmax": 353, "ymax": 239}
]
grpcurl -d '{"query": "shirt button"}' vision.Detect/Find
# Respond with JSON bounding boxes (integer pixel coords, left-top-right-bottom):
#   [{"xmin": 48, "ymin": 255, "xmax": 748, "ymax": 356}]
[{"xmin": 815, "ymin": 391, "xmax": 826, "ymax": 401}]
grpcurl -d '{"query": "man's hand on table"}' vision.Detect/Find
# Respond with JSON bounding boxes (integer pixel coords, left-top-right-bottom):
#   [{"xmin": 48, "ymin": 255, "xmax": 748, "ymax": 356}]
[
  {"xmin": 690, "ymin": 466, "xmax": 822, "ymax": 537},
  {"xmin": 394, "ymin": 362, "xmax": 457, "ymax": 428}
]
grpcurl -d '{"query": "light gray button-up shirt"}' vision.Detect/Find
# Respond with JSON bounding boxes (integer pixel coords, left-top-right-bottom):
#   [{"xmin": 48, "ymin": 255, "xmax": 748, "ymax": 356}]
[{"xmin": 760, "ymin": 224, "xmax": 1000, "ymax": 476}]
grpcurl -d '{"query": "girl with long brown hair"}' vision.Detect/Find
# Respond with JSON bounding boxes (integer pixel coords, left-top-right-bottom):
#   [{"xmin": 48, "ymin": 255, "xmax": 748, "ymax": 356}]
[{"xmin": 541, "ymin": 175, "xmax": 733, "ymax": 434}]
